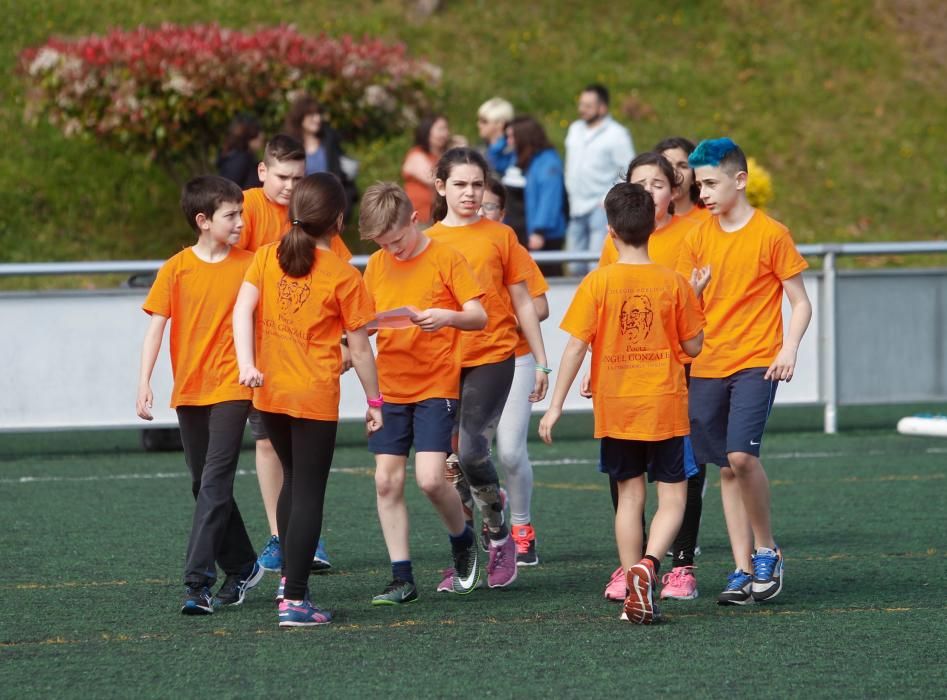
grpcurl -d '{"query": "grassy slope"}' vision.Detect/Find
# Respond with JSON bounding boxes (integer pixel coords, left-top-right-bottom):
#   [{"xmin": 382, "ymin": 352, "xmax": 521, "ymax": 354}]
[{"xmin": 1, "ymin": 0, "xmax": 945, "ymax": 268}]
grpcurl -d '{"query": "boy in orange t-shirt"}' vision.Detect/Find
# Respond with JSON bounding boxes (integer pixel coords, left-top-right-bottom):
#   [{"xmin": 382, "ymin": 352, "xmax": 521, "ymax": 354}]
[
  {"xmin": 136, "ymin": 176, "xmax": 264, "ymax": 615},
  {"xmin": 539, "ymin": 182, "xmax": 705, "ymax": 624},
  {"xmin": 359, "ymin": 183, "xmax": 487, "ymax": 604},
  {"xmin": 678, "ymin": 138, "xmax": 812, "ymax": 605}
]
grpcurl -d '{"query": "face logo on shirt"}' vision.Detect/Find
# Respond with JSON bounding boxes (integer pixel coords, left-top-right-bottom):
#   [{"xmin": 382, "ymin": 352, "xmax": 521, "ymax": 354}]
[
  {"xmin": 278, "ymin": 273, "xmax": 312, "ymax": 316},
  {"xmin": 619, "ymin": 295, "xmax": 653, "ymax": 342}
]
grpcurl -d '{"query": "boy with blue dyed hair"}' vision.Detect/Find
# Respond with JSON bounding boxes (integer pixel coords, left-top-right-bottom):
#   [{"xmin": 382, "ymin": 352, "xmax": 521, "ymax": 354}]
[{"xmin": 677, "ymin": 138, "xmax": 812, "ymax": 605}]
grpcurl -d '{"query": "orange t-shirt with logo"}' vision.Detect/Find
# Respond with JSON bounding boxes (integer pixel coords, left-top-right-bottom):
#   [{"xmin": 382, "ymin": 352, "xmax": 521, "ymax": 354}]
[
  {"xmin": 677, "ymin": 209, "xmax": 808, "ymax": 378},
  {"xmin": 363, "ymin": 239, "xmax": 484, "ymax": 403},
  {"xmin": 244, "ymin": 244, "xmax": 375, "ymax": 420},
  {"xmin": 561, "ymin": 263, "xmax": 705, "ymax": 440},
  {"xmin": 238, "ymin": 187, "xmax": 353, "ymax": 261},
  {"xmin": 597, "ymin": 215, "xmax": 697, "ymax": 270},
  {"xmin": 143, "ymin": 247, "xmax": 253, "ymax": 408},
  {"xmin": 427, "ymin": 218, "xmax": 532, "ymax": 367},
  {"xmin": 513, "ymin": 255, "xmax": 549, "ymax": 357}
]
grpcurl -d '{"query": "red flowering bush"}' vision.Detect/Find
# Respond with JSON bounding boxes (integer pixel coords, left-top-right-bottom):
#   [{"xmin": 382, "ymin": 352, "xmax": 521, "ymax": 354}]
[{"xmin": 19, "ymin": 23, "xmax": 442, "ymax": 179}]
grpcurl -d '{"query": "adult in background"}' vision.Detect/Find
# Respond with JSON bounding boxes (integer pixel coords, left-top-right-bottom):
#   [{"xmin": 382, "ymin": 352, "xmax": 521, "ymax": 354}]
[
  {"xmin": 563, "ymin": 83, "xmax": 635, "ymax": 275},
  {"xmin": 508, "ymin": 115, "xmax": 566, "ymax": 277},
  {"xmin": 402, "ymin": 114, "xmax": 452, "ymax": 224},
  {"xmin": 284, "ymin": 95, "xmax": 358, "ymax": 218},
  {"xmin": 217, "ymin": 114, "xmax": 264, "ymax": 190},
  {"xmin": 477, "ymin": 97, "xmax": 515, "ymax": 176}
]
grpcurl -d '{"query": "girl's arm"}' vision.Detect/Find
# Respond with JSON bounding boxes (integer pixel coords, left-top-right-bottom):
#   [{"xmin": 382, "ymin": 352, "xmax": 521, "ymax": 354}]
[
  {"xmin": 508, "ymin": 280, "xmax": 549, "ymax": 402},
  {"xmin": 232, "ymin": 282, "xmax": 263, "ymax": 387},
  {"xmin": 766, "ymin": 274, "xmax": 812, "ymax": 382},
  {"xmin": 346, "ymin": 326, "xmax": 384, "ymax": 434},
  {"xmin": 538, "ymin": 335, "xmax": 589, "ymax": 444},
  {"xmin": 413, "ymin": 298, "xmax": 487, "ymax": 332},
  {"xmin": 136, "ymin": 314, "xmax": 168, "ymax": 420},
  {"xmin": 532, "ymin": 293, "xmax": 549, "ymax": 322}
]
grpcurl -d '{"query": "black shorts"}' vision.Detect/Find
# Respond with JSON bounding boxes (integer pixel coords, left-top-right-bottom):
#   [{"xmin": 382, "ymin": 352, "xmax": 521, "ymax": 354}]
[
  {"xmin": 247, "ymin": 407, "xmax": 268, "ymax": 441},
  {"xmin": 367, "ymin": 398, "xmax": 456, "ymax": 456},
  {"xmin": 688, "ymin": 367, "xmax": 778, "ymax": 467},
  {"xmin": 598, "ymin": 436, "xmax": 686, "ymax": 484}
]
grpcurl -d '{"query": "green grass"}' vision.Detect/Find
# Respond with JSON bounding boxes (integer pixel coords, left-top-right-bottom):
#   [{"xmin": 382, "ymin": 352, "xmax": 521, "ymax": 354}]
[
  {"xmin": 1, "ymin": 1, "xmax": 946, "ymax": 276},
  {"xmin": 2, "ymin": 420, "xmax": 945, "ymax": 697}
]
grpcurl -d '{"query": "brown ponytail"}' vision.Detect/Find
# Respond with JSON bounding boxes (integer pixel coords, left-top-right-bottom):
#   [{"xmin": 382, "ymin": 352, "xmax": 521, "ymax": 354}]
[
  {"xmin": 277, "ymin": 172, "xmax": 347, "ymax": 277},
  {"xmin": 430, "ymin": 147, "xmax": 489, "ymax": 222}
]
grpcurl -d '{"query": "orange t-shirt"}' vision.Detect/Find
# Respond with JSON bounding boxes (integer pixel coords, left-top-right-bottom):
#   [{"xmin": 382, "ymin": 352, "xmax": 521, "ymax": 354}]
[
  {"xmin": 427, "ymin": 218, "xmax": 532, "ymax": 367},
  {"xmin": 513, "ymin": 254, "xmax": 549, "ymax": 357},
  {"xmin": 238, "ymin": 187, "xmax": 352, "ymax": 261},
  {"xmin": 244, "ymin": 244, "xmax": 375, "ymax": 420},
  {"xmin": 597, "ymin": 215, "xmax": 696, "ymax": 269},
  {"xmin": 561, "ymin": 263, "xmax": 705, "ymax": 440},
  {"xmin": 363, "ymin": 239, "xmax": 484, "ymax": 403},
  {"xmin": 676, "ymin": 209, "xmax": 809, "ymax": 378},
  {"xmin": 142, "ymin": 247, "xmax": 253, "ymax": 408},
  {"xmin": 402, "ymin": 147, "xmax": 437, "ymax": 222},
  {"xmin": 679, "ymin": 205, "xmax": 712, "ymax": 225}
]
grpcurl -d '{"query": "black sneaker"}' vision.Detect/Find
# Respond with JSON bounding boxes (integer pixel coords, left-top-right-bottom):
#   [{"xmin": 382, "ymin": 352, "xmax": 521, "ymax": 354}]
[
  {"xmin": 717, "ymin": 569, "xmax": 754, "ymax": 606},
  {"xmin": 215, "ymin": 562, "xmax": 265, "ymax": 607},
  {"xmin": 182, "ymin": 585, "xmax": 214, "ymax": 615},
  {"xmin": 448, "ymin": 538, "xmax": 481, "ymax": 594},
  {"xmin": 371, "ymin": 578, "xmax": 418, "ymax": 606}
]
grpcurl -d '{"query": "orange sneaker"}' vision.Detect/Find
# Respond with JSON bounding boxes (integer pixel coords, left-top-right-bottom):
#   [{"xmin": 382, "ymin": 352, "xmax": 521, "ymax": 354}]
[
  {"xmin": 621, "ymin": 559, "xmax": 661, "ymax": 624},
  {"xmin": 512, "ymin": 524, "xmax": 539, "ymax": 566}
]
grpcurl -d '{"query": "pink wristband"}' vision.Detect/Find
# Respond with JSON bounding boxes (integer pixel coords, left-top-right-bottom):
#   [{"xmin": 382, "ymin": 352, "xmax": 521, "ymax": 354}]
[{"xmin": 367, "ymin": 394, "xmax": 384, "ymax": 408}]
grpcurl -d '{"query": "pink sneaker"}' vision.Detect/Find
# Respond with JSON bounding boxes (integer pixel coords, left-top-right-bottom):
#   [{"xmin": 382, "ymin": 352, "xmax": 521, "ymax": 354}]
[
  {"xmin": 487, "ymin": 536, "xmax": 518, "ymax": 588},
  {"xmin": 436, "ymin": 568, "xmax": 455, "ymax": 593},
  {"xmin": 604, "ymin": 566, "xmax": 626, "ymax": 601},
  {"xmin": 660, "ymin": 565, "xmax": 699, "ymax": 600}
]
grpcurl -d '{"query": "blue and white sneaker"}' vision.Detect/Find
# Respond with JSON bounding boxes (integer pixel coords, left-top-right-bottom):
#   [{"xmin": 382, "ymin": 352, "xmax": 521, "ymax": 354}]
[
  {"xmin": 278, "ymin": 599, "xmax": 331, "ymax": 627},
  {"xmin": 181, "ymin": 585, "xmax": 214, "ymax": 615},
  {"xmin": 717, "ymin": 569, "xmax": 754, "ymax": 606},
  {"xmin": 215, "ymin": 562, "xmax": 265, "ymax": 607},
  {"xmin": 258, "ymin": 535, "xmax": 282, "ymax": 571},
  {"xmin": 311, "ymin": 537, "xmax": 332, "ymax": 572},
  {"xmin": 751, "ymin": 547, "xmax": 784, "ymax": 602}
]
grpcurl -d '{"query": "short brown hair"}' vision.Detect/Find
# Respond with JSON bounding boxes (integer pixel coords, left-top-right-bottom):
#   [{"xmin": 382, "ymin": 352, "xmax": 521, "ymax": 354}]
[
  {"xmin": 180, "ymin": 175, "xmax": 243, "ymax": 234},
  {"xmin": 359, "ymin": 182, "xmax": 414, "ymax": 240},
  {"xmin": 263, "ymin": 133, "xmax": 305, "ymax": 167}
]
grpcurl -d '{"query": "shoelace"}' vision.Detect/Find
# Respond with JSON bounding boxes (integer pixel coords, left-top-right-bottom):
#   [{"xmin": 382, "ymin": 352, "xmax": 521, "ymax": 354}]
[
  {"xmin": 661, "ymin": 566, "xmax": 694, "ymax": 587},
  {"xmin": 513, "ymin": 534, "xmax": 532, "ymax": 554},
  {"xmin": 726, "ymin": 570, "xmax": 751, "ymax": 590},
  {"xmin": 608, "ymin": 567, "xmax": 625, "ymax": 585},
  {"xmin": 752, "ymin": 553, "xmax": 777, "ymax": 579}
]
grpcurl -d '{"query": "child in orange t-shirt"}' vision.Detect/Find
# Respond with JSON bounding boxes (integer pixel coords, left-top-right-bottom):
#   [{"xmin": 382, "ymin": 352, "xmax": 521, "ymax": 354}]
[
  {"xmin": 654, "ymin": 136, "xmax": 712, "ymax": 225},
  {"xmin": 679, "ymin": 138, "xmax": 811, "ymax": 606},
  {"xmin": 137, "ymin": 176, "xmax": 264, "ymax": 616},
  {"xmin": 359, "ymin": 182, "xmax": 487, "ymax": 603},
  {"xmin": 427, "ymin": 147, "xmax": 550, "ymax": 592},
  {"xmin": 232, "ymin": 173, "xmax": 383, "ymax": 627},
  {"xmin": 236, "ymin": 134, "xmax": 351, "ymax": 575},
  {"xmin": 539, "ymin": 182, "xmax": 705, "ymax": 624}
]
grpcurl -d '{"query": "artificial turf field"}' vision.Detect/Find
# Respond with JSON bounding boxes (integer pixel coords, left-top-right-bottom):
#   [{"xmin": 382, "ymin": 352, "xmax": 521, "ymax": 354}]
[{"xmin": 2, "ymin": 412, "xmax": 945, "ymax": 698}]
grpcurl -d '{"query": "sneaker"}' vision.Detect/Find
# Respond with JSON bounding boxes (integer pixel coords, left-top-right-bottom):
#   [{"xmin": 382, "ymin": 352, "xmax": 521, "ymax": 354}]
[
  {"xmin": 181, "ymin": 585, "xmax": 214, "ymax": 615},
  {"xmin": 436, "ymin": 568, "xmax": 455, "ymax": 593},
  {"xmin": 487, "ymin": 536, "xmax": 518, "ymax": 588},
  {"xmin": 621, "ymin": 561, "xmax": 660, "ymax": 624},
  {"xmin": 311, "ymin": 536, "xmax": 332, "ymax": 572},
  {"xmin": 604, "ymin": 566, "xmax": 626, "ymax": 601},
  {"xmin": 215, "ymin": 562, "xmax": 265, "ymax": 607},
  {"xmin": 278, "ymin": 599, "xmax": 332, "ymax": 627},
  {"xmin": 257, "ymin": 535, "xmax": 282, "ymax": 571},
  {"xmin": 445, "ymin": 537, "xmax": 481, "ymax": 594},
  {"xmin": 751, "ymin": 547, "xmax": 784, "ymax": 602},
  {"xmin": 512, "ymin": 524, "xmax": 539, "ymax": 567},
  {"xmin": 479, "ymin": 488, "xmax": 508, "ymax": 552},
  {"xmin": 275, "ymin": 576, "xmax": 285, "ymax": 603},
  {"xmin": 717, "ymin": 569, "xmax": 754, "ymax": 606},
  {"xmin": 660, "ymin": 566, "xmax": 698, "ymax": 601},
  {"xmin": 371, "ymin": 578, "xmax": 418, "ymax": 606}
]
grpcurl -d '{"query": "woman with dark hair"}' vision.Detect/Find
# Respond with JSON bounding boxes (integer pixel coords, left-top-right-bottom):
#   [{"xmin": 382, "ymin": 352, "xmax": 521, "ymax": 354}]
[
  {"xmin": 284, "ymin": 95, "xmax": 358, "ymax": 215},
  {"xmin": 217, "ymin": 114, "xmax": 264, "ymax": 190},
  {"xmin": 402, "ymin": 114, "xmax": 451, "ymax": 224},
  {"xmin": 507, "ymin": 116, "xmax": 567, "ymax": 277}
]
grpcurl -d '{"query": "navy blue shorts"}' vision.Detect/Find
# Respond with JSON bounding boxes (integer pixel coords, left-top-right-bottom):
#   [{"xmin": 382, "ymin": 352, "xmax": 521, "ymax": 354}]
[
  {"xmin": 688, "ymin": 367, "xmax": 778, "ymax": 467},
  {"xmin": 367, "ymin": 398, "xmax": 457, "ymax": 456},
  {"xmin": 598, "ymin": 436, "xmax": 686, "ymax": 484},
  {"xmin": 248, "ymin": 407, "xmax": 268, "ymax": 441}
]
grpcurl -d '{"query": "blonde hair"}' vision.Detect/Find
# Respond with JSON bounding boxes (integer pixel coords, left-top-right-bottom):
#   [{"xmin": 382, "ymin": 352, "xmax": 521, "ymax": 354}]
[
  {"xmin": 477, "ymin": 97, "xmax": 514, "ymax": 125},
  {"xmin": 359, "ymin": 182, "xmax": 414, "ymax": 240}
]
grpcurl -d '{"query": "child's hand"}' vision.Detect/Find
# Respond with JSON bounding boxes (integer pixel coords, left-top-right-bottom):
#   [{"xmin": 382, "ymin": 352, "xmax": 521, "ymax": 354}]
[
  {"xmin": 579, "ymin": 371, "xmax": 592, "ymax": 398},
  {"xmin": 690, "ymin": 266, "xmax": 712, "ymax": 295},
  {"xmin": 365, "ymin": 406, "xmax": 384, "ymax": 435},
  {"xmin": 413, "ymin": 308, "xmax": 453, "ymax": 332},
  {"xmin": 136, "ymin": 384, "xmax": 154, "ymax": 421},
  {"xmin": 340, "ymin": 344, "xmax": 353, "ymax": 374},
  {"xmin": 765, "ymin": 346, "xmax": 797, "ymax": 382},
  {"xmin": 529, "ymin": 370, "xmax": 549, "ymax": 403},
  {"xmin": 538, "ymin": 407, "xmax": 561, "ymax": 444},
  {"xmin": 239, "ymin": 366, "xmax": 264, "ymax": 388}
]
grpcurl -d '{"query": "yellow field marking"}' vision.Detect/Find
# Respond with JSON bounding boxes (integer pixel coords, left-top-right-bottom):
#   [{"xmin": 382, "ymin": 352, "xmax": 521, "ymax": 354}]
[{"xmin": 533, "ymin": 481, "xmax": 604, "ymax": 491}]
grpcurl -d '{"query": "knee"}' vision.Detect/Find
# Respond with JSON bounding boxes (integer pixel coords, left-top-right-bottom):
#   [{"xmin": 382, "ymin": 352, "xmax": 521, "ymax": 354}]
[
  {"xmin": 416, "ymin": 471, "xmax": 448, "ymax": 500},
  {"xmin": 374, "ymin": 468, "xmax": 405, "ymax": 500},
  {"xmin": 496, "ymin": 441, "xmax": 525, "ymax": 474},
  {"xmin": 727, "ymin": 452, "xmax": 756, "ymax": 474}
]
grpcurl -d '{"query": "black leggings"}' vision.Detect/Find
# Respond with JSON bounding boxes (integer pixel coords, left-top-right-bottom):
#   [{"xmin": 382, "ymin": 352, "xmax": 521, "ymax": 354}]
[{"xmin": 259, "ymin": 411, "xmax": 337, "ymax": 601}]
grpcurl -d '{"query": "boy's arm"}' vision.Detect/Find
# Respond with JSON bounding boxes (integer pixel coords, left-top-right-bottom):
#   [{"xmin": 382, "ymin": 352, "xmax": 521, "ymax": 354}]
[
  {"xmin": 413, "ymin": 298, "xmax": 487, "ymax": 332},
  {"xmin": 232, "ymin": 282, "xmax": 263, "ymax": 387},
  {"xmin": 346, "ymin": 326, "xmax": 384, "ymax": 435},
  {"xmin": 136, "ymin": 314, "xmax": 168, "ymax": 420},
  {"xmin": 508, "ymin": 280, "xmax": 549, "ymax": 402},
  {"xmin": 766, "ymin": 274, "xmax": 812, "ymax": 381},
  {"xmin": 538, "ymin": 336, "xmax": 589, "ymax": 444},
  {"xmin": 681, "ymin": 330, "xmax": 704, "ymax": 358}
]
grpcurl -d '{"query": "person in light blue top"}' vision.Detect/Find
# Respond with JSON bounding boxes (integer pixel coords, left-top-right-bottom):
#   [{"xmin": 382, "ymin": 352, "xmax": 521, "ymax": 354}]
[
  {"xmin": 477, "ymin": 97, "xmax": 516, "ymax": 176},
  {"xmin": 564, "ymin": 84, "xmax": 635, "ymax": 275},
  {"xmin": 508, "ymin": 115, "xmax": 566, "ymax": 277}
]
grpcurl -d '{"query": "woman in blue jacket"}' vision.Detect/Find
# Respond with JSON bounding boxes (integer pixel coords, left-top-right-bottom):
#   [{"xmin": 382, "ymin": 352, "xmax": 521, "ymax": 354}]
[{"xmin": 507, "ymin": 116, "xmax": 567, "ymax": 276}]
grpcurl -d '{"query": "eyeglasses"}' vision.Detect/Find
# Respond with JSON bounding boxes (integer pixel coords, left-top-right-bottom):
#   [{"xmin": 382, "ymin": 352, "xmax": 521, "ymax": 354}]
[{"xmin": 480, "ymin": 202, "xmax": 501, "ymax": 213}]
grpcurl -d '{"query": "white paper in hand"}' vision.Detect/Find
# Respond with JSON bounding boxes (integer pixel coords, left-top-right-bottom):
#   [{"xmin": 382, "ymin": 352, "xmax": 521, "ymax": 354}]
[{"xmin": 367, "ymin": 306, "xmax": 422, "ymax": 330}]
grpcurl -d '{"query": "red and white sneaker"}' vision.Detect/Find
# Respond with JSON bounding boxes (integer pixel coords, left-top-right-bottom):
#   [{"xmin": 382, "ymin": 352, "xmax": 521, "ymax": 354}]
[
  {"xmin": 660, "ymin": 565, "xmax": 698, "ymax": 600},
  {"xmin": 621, "ymin": 559, "xmax": 660, "ymax": 624},
  {"xmin": 512, "ymin": 524, "xmax": 539, "ymax": 566},
  {"xmin": 604, "ymin": 566, "xmax": 626, "ymax": 601}
]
